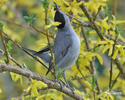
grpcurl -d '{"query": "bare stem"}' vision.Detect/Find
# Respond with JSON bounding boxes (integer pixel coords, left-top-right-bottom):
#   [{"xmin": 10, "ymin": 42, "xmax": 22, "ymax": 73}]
[
  {"xmin": 0, "ymin": 63, "xmax": 84, "ymax": 100},
  {"xmin": 81, "ymin": 27, "xmax": 100, "ymax": 95},
  {"xmin": 113, "ymin": 0, "xmax": 117, "ymax": 16},
  {"xmin": 0, "ymin": 29, "xmax": 9, "ymax": 63},
  {"xmin": 93, "ymin": 6, "xmax": 102, "ymax": 21},
  {"xmin": 79, "ymin": 1, "xmax": 104, "ymax": 40},
  {"xmin": 111, "ymin": 72, "xmax": 120, "ymax": 89},
  {"xmin": 0, "ymin": 17, "xmax": 54, "ymax": 38},
  {"xmin": 109, "ymin": 35, "xmax": 118, "ymax": 90},
  {"xmin": 30, "ymin": 24, "xmax": 54, "ymax": 39},
  {"xmin": 44, "ymin": 9, "xmax": 56, "ymax": 80},
  {"xmin": 9, "ymin": 54, "xmax": 23, "ymax": 68},
  {"xmin": 2, "ymin": 31, "xmax": 48, "ymax": 70}
]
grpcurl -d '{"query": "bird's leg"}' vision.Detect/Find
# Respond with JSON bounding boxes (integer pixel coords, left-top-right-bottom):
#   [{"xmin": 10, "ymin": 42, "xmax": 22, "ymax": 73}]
[{"xmin": 62, "ymin": 70, "xmax": 74, "ymax": 91}]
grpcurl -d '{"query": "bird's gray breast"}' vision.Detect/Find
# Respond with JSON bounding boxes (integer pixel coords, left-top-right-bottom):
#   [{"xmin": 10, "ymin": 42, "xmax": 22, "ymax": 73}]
[
  {"xmin": 52, "ymin": 30, "xmax": 80, "ymax": 70},
  {"xmin": 52, "ymin": 32, "xmax": 72, "ymax": 64}
]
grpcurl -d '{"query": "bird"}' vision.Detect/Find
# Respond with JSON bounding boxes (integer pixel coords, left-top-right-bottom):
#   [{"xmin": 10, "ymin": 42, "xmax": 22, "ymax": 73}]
[{"xmin": 23, "ymin": 4, "xmax": 80, "ymax": 89}]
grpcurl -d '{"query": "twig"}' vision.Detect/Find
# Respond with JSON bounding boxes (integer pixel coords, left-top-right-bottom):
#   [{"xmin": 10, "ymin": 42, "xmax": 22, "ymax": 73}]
[
  {"xmin": 77, "ymin": 0, "xmax": 125, "ymax": 82},
  {"xmin": 81, "ymin": 27, "xmax": 100, "ymax": 95},
  {"xmin": 0, "ymin": 63, "xmax": 84, "ymax": 100},
  {"xmin": 79, "ymin": 1, "xmax": 104, "ymax": 40},
  {"xmin": 0, "ymin": 49, "xmax": 4, "ymax": 54},
  {"xmin": 8, "ymin": 55, "xmax": 23, "ymax": 68},
  {"xmin": 109, "ymin": 35, "xmax": 118, "ymax": 90},
  {"xmin": 44, "ymin": 9, "xmax": 56, "ymax": 79},
  {"xmin": 18, "ymin": 81, "xmax": 31, "ymax": 100},
  {"xmin": 30, "ymin": 24, "xmax": 54, "ymax": 39},
  {"xmin": 81, "ymin": 27, "xmax": 90, "ymax": 51},
  {"xmin": 113, "ymin": 0, "xmax": 117, "ymax": 16},
  {"xmin": 0, "ymin": 17, "xmax": 54, "ymax": 38},
  {"xmin": 109, "ymin": 57, "xmax": 113, "ymax": 90},
  {"xmin": 114, "ymin": 58, "xmax": 125, "ymax": 76},
  {"xmin": 66, "ymin": 14, "xmax": 91, "ymax": 27},
  {"xmin": 2, "ymin": 31, "xmax": 48, "ymax": 70},
  {"xmin": 111, "ymin": 72, "xmax": 120, "ymax": 89},
  {"xmin": 0, "ymin": 29, "xmax": 9, "ymax": 63},
  {"xmin": 72, "ymin": 75, "xmax": 92, "ymax": 80},
  {"xmin": 93, "ymin": 6, "xmax": 102, "ymax": 21},
  {"xmin": 76, "ymin": 62, "xmax": 86, "ymax": 80}
]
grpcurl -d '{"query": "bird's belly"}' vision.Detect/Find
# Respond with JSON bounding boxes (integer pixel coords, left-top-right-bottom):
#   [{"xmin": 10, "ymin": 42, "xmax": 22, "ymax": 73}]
[{"xmin": 59, "ymin": 45, "xmax": 80, "ymax": 71}]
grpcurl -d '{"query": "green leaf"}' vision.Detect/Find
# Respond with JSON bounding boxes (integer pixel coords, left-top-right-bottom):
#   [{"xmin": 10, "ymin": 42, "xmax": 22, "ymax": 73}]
[
  {"xmin": 0, "ymin": 23, "xmax": 4, "ymax": 30},
  {"xmin": 24, "ymin": 14, "xmax": 36, "ymax": 25},
  {"xmin": 40, "ymin": 0, "xmax": 49, "ymax": 10},
  {"xmin": 85, "ymin": 28, "xmax": 91, "ymax": 37},
  {"xmin": 92, "ymin": 75, "xmax": 96, "ymax": 89},
  {"xmin": 115, "ymin": 25, "xmax": 120, "ymax": 36},
  {"xmin": 22, "ymin": 63, "xmax": 27, "ymax": 68},
  {"xmin": 75, "ymin": 59, "xmax": 79, "ymax": 66},
  {"xmin": 57, "ymin": 69, "xmax": 62, "ymax": 80},
  {"xmin": 7, "ymin": 41, "xmax": 12, "ymax": 52}
]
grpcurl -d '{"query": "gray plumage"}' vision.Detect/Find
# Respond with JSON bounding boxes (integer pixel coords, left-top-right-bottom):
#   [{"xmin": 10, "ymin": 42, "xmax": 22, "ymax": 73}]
[{"xmin": 23, "ymin": 5, "xmax": 80, "ymax": 75}]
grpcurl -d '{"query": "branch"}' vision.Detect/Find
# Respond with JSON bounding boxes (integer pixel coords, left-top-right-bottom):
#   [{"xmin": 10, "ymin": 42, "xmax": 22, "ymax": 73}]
[
  {"xmin": 66, "ymin": 14, "xmax": 91, "ymax": 27},
  {"xmin": 0, "ymin": 63, "xmax": 84, "ymax": 100},
  {"xmin": 81, "ymin": 27, "xmax": 100, "ymax": 94},
  {"xmin": 109, "ymin": 36, "xmax": 118, "ymax": 90},
  {"xmin": 77, "ymin": 0, "xmax": 125, "ymax": 80},
  {"xmin": 79, "ymin": 1, "xmax": 104, "ymax": 40},
  {"xmin": 0, "ymin": 17, "xmax": 54, "ymax": 38},
  {"xmin": 44, "ymin": 9, "xmax": 56, "ymax": 79},
  {"xmin": 0, "ymin": 29, "xmax": 9, "ymax": 63},
  {"xmin": 113, "ymin": 0, "xmax": 117, "ymax": 16},
  {"xmin": 2, "ymin": 31, "xmax": 48, "ymax": 70}
]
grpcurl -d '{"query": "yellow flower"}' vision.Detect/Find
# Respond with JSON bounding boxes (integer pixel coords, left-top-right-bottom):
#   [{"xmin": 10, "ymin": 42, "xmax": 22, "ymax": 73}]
[
  {"xmin": 0, "ymin": 0, "xmax": 8, "ymax": 7},
  {"xmin": 26, "ymin": 80, "xmax": 47, "ymax": 97}
]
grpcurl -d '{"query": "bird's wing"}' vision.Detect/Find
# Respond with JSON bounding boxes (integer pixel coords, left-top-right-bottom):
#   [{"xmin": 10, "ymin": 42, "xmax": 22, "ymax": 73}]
[
  {"xmin": 53, "ymin": 35, "xmax": 72, "ymax": 65},
  {"xmin": 46, "ymin": 35, "xmax": 72, "ymax": 75},
  {"xmin": 35, "ymin": 45, "xmax": 50, "ymax": 55},
  {"xmin": 23, "ymin": 47, "xmax": 51, "ymax": 64},
  {"xmin": 23, "ymin": 47, "xmax": 37, "ymax": 54}
]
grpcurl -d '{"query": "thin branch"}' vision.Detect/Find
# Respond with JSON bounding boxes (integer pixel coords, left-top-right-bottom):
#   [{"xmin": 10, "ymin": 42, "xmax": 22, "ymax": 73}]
[
  {"xmin": 76, "ymin": 62, "xmax": 86, "ymax": 80},
  {"xmin": 111, "ymin": 72, "xmax": 120, "ymax": 89},
  {"xmin": 0, "ymin": 29, "xmax": 9, "ymax": 63},
  {"xmin": 114, "ymin": 58, "xmax": 125, "ymax": 77},
  {"xmin": 113, "ymin": 0, "xmax": 117, "ymax": 16},
  {"xmin": 81, "ymin": 27, "xmax": 100, "ymax": 94},
  {"xmin": 66, "ymin": 14, "xmax": 91, "ymax": 27},
  {"xmin": 2, "ymin": 31, "xmax": 48, "ymax": 70},
  {"xmin": 81, "ymin": 27, "xmax": 90, "ymax": 51},
  {"xmin": 18, "ymin": 81, "xmax": 31, "ymax": 100},
  {"xmin": 109, "ymin": 57, "xmax": 113, "ymax": 90},
  {"xmin": 93, "ymin": 6, "xmax": 102, "ymax": 21},
  {"xmin": 77, "ymin": 0, "xmax": 125, "ymax": 81},
  {"xmin": 30, "ymin": 24, "xmax": 54, "ymax": 39},
  {"xmin": 109, "ymin": 35, "xmax": 118, "ymax": 90},
  {"xmin": 44, "ymin": 9, "xmax": 56, "ymax": 79},
  {"xmin": 8, "ymin": 55, "xmax": 23, "ymax": 68},
  {"xmin": 0, "ymin": 63, "xmax": 84, "ymax": 100},
  {"xmin": 78, "ymin": 1, "xmax": 104, "ymax": 40},
  {"xmin": 0, "ymin": 17, "xmax": 54, "ymax": 38}
]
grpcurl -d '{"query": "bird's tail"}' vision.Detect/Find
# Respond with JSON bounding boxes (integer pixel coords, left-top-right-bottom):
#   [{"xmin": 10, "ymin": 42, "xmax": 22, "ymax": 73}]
[
  {"xmin": 23, "ymin": 47, "xmax": 51, "ymax": 64},
  {"xmin": 23, "ymin": 47, "xmax": 37, "ymax": 55}
]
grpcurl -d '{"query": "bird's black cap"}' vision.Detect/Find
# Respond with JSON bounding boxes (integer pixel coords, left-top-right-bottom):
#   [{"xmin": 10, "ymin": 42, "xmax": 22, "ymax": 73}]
[{"xmin": 54, "ymin": 4, "xmax": 65, "ymax": 29}]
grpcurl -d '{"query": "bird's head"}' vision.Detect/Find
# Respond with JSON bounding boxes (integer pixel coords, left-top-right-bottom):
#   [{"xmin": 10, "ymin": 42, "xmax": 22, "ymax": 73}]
[{"xmin": 54, "ymin": 4, "xmax": 70, "ymax": 29}]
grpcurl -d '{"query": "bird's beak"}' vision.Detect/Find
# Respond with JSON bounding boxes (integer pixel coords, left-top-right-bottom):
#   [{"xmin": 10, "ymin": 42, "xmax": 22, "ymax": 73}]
[{"xmin": 54, "ymin": 3, "xmax": 60, "ymax": 11}]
